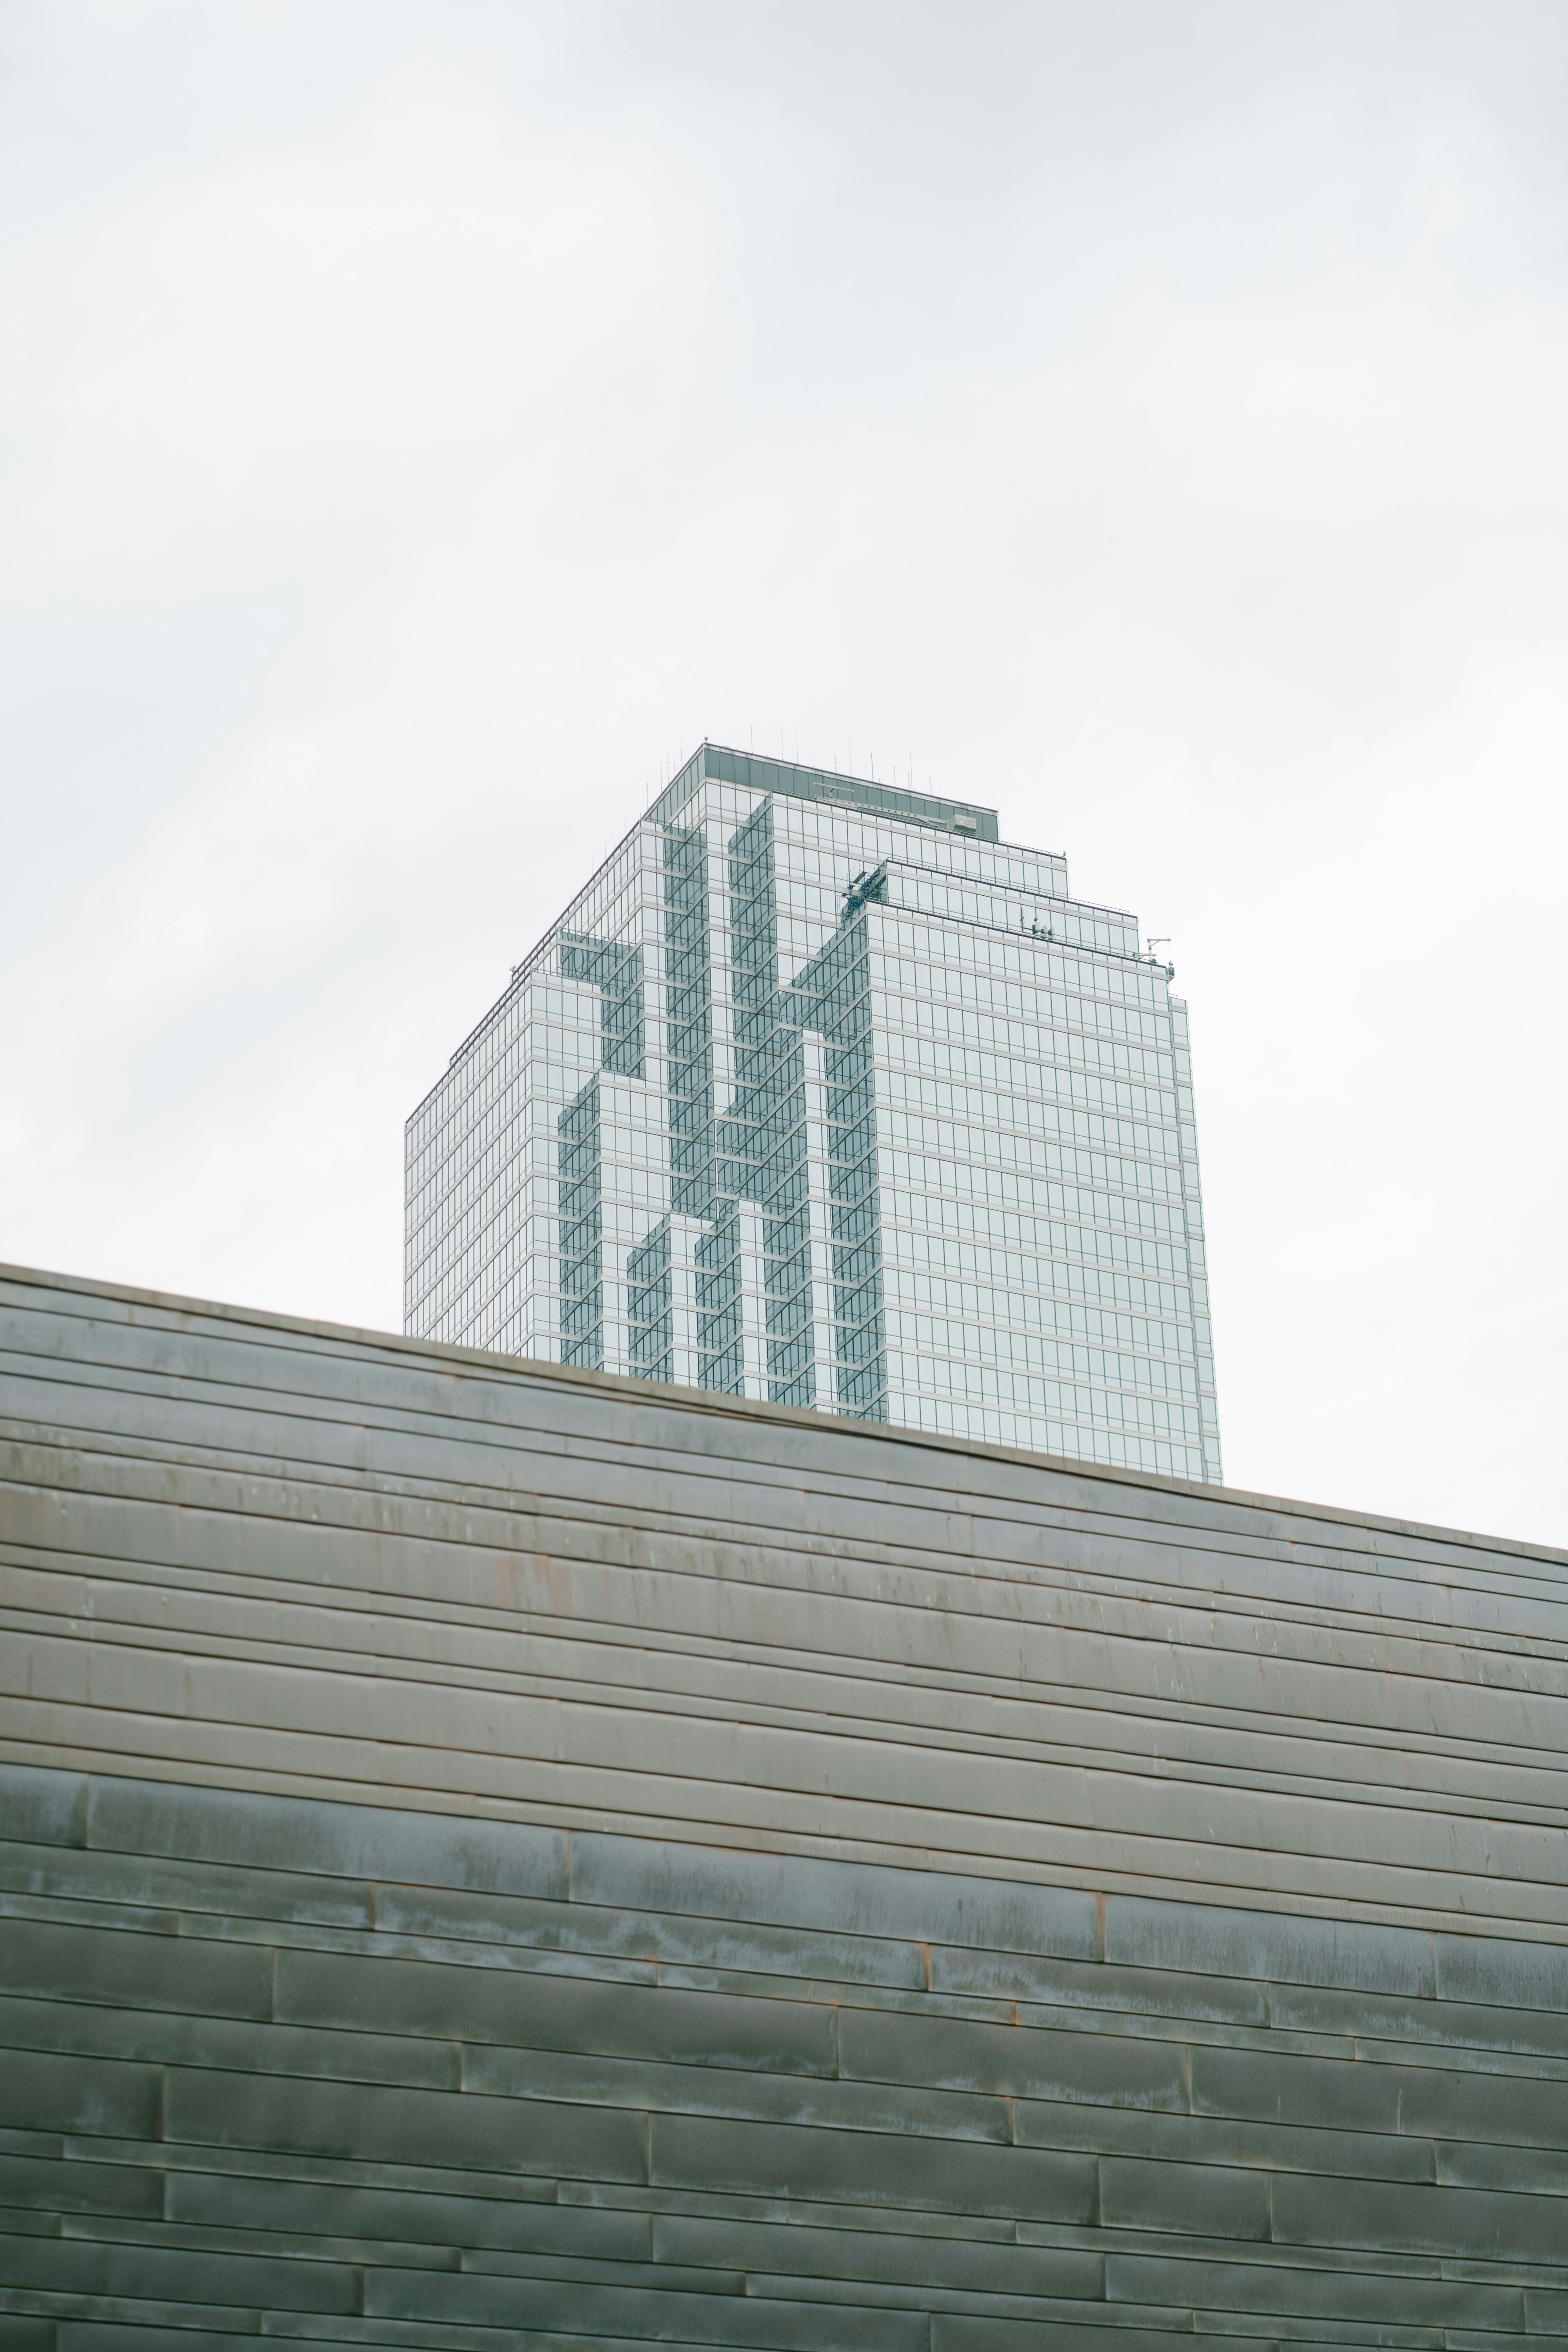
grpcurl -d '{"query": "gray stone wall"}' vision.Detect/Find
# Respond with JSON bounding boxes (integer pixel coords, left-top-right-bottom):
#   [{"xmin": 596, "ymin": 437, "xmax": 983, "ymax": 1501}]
[
  {"xmin": 2, "ymin": 1261, "xmax": 1567, "ymax": 2343},
  {"xmin": 4, "ymin": 1761, "xmax": 1568, "ymax": 2348}
]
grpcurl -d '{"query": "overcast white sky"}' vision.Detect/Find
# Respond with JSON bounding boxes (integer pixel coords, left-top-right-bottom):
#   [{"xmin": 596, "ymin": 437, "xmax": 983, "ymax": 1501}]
[{"xmin": 3, "ymin": 1, "xmax": 1566, "ymax": 1543}]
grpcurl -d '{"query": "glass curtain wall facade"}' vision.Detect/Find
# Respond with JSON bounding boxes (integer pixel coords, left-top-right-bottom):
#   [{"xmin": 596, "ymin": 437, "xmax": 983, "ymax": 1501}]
[{"xmin": 405, "ymin": 744, "xmax": 1223, "ymax": 1481}]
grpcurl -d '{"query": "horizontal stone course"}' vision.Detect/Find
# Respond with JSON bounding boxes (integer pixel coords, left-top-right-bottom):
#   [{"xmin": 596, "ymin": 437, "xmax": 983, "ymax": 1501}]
[
  {"xmin": 274, "ymin": 1944, "xmax": 839, "ymax": 2076},
  {"xmin": 86, "ymin": 1776, "xmax": 570, "ymax": 1903},
  {"xmin": 0, "ymin": 2051, "xmax": 160, "ymax": 2143},
  {"xmin": 0, "ymin": 1990, "xmax": 461, "ymax": 2091},
  {"xmin": 0, "ymin": 2232, "xmax": 361, "ymax": 2315},
  {"xmin": 162, "ymin": 2065, "xmax": 650, "ymax": 2183},
  {"xmin": 572, "ymin": 1835, "xmax": 1103, "ymax": 1960},
  {"xmin": 371, "ymin": 1877, "xmax": 930, "ymax": 1989},
  {"xmin": 0, "ymin": 1832, "xmax": 380, "ymax": 1930},
  {"xmin": 1011, "ymin": 2097, "xmax": 1437, "ymax": 2181},
  {"xmin": 0, "ymin": 1918, "xmax": 270, "ymax": 2021},
  {"xmin": 649, "ymin": 2112, "xmax": 1099, "ymax": 2223},
  {"xmin": 164, "ymin": 2168, "xmax": 654, "ymax": 2259}
]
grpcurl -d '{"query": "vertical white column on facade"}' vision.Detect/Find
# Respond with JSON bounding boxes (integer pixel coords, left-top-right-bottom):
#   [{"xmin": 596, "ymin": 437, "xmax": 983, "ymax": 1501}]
[
  {"xmin": 636, "ymin": 822, "xmax": 671, "ymax": 1389},
  {"xmin": 736, "ymin": 1204, "xmax": 768, "ymax": 1400},
  {"xmin": 601, "ymin": 1073, "xmax": 673, "ymax": 1383},
  {"xmin": 536, "ymin": 972, "xmax": 606, "ymax": 1368},
  {"xmin": 637, "ymin": 822, "xmax": 668, "ymax": 1101},
  {"xmin": 523, "ymin": 1080, "xmax": 560, "ymax": 1364},
  {"xmin": 800, "ymin": 1028, "xmax": 838, "ymax": 1411},
  {"xmin": 598, "ymin": 1068, "xmax": 631, "ymax": 1379},
  {"xmin": 706, "ymin": 815, "xmax": 737, "ymax": 1116},
  {"xmin": 1169, "ymin": 992, "xmax": 1222, "ymax": 1483},
  {"xmin": 669, "ymin": 1216, "xmax": 704, "ymax": 1389},
  {"xmin": 601, "ymin": 1240, "xmax": 632, "ymax": 1378}
]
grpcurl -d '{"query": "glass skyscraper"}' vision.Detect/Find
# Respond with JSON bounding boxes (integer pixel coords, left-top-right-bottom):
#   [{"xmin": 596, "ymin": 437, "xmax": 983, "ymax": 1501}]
[{"xmin": 405, "ymin": 742, "xmax": 1222, "ymax": 1482}]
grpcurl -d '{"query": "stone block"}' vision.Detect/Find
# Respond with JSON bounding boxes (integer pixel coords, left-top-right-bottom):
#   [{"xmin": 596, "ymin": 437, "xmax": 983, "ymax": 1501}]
[
  {"xmin": 933, "ymin": 2317, "xmax": 1266, "ymax": 2352},
  {"xmin": 1438, "ymin": 2139, "xmax": 1568, "ymax": 2194},
  {"xmin": 165, "ymin": 2165, "xmax": 652, "ymax": 2259},
  {"xmin": 0, "ymin": 1918, "xmax": 270, "ymax": 2022},
  {"xmin": 1271, "ymin": 2170, "xmax": 1568, "ymax": 2261},
  {"xmin": 1105, "ymin": 2249, "xmax": 1523, "ymax": 2330},
  {"xmin": 839, "ymin": 2007, "xmax": 1189, "ymax": 2111},
  {"xmin": 0, "ymin": 2154, "xmax": 162, "ymax": 2221},
  {"xmin": 1435, "ymin": 1933, "xmax": 1568, "ymax": 2015},
  {"xmin": 161, "ymin": 2066, "xmax": 647, "ymax": 2184},
  {"xmin": 86, "ymin": 1775, "xmax": 568, "ymax": 1903},
  {"xmin": 0, "ymin": 1837, "xmax": 375, "ymax": 1931},
  {"xmin": 931, "ymin": 1945, "xmax": 1267, "ymax": 2027},
  {"xmin": 573, "ymin": 1834, "xmax": 1100, "ymax": 1961},
  {"xmin": 1013, "ymin": 2096, "xmax": 1430, "ymax": 2184},
  {"xmin": 365, "ymin": 2263, "xmax": 928, "ymax": 2348},
  {"xmin": 0, "ymin": 1990, "xmax": 459, "ymax": 2092},
  {"xmin": 0, "ymin": 2321, "xmax": 56, "ymax": 2352},
  {"xmin": 0, "ymin": 2052, "xmax": 159, "ymax": 2141},
  {"xmin": 1106, "ymin": 1896, "xmax": 1432, "ymax": 1996},
  {"xmin": 0, "ymin": 1765, "xmax": 87, "ymax": 1851},
  {"xmin": 374, "ymin": 1878, "xmax": 924, "ymax": 1987},
  {"xmin": 650, "ymin": 2112, "xmax": 1096, "ymax": 2222},
  {"xmin": 1100, "ymin": 2154, "xmax": 1270, "ymax": 2240},
  {"xmin": 460, "ymin": 2040, "xmax": 1011, "ymax": 2143},
  {"xmin": 54, "ymin": 2332, "xmax": 264, "ymax": 2352},
  {"xmin": 276, "ymin": 1945, "xmax": 837, "ymax": 2076},
  {"xmin": 0, "ymin": 2230, "xmax": 361, "ymax": 2315},
  {"xmin": 1397, "ymin": 2062, "xmax": 1568, "ymax": 2149},
  {"xmin": 1269, "ymin": 1979, "xmax": 1568, "ymax": 2060},
  {"xmin": 652, "ymin": 2214, "xmax": 1105, "ymax": 2301},
  {"xmin": 1189, "ymin": 2042, "xmax": 1403, "ymax": 2134}
]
